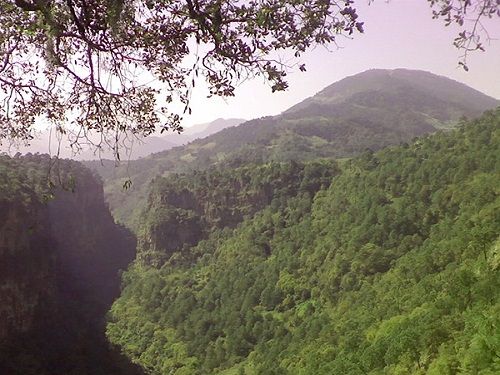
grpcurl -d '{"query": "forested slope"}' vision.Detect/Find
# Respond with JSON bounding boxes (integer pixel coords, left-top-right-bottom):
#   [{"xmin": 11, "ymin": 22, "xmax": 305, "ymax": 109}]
[
  {"xmin": 107, "ymin": 109, "xmax": 500, "ymax": 374},
  {"xmin": 136, "ymin": 160, "xmax": 338, "ymax": 266},
  {"xmin": 87, "ymin": 69, "xmax": 499, "ymax": 229},
  {"xmin": 0, "ymin": 155, "xmax": 141, "ymax": 374}
]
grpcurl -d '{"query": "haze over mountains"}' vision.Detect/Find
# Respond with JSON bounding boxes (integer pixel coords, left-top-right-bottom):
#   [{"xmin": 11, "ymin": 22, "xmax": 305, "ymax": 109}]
[
  {"xmin": 170, "ymin": 118, "xmax": 246, "ymax": 144},
  {"xmin": 3, "ymin": 118, "xmax": 245, "ymax": 160},
  {"xmin": 128, "ymin": 117, "xmax": 246, "ymax": 158},
  {"xmin": 85, "ymin": 69, "xmax": 500, "ymax": 227}
]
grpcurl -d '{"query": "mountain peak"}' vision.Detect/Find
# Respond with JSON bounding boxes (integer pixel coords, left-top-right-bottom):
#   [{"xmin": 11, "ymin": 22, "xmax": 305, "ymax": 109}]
[
  {"xmin": 285, "ymin": 68, "xmax": 499, "ymax": 115},
  {"xmin": 89, "ymin": 69, "xmax": 499, "ymax": 227}
]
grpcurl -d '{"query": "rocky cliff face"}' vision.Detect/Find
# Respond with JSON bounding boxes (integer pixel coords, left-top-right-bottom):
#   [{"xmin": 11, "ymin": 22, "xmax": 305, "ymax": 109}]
[
  {"xmin": 137, "ymin": 160, "xmax": 339, "ymax": 266},
  {"xmin": 0, "ymin": 198, "xmax": 54, "ymax": 342},
  {"xmin": 0, "ymin": 154, "xmax": 140, "ymax": 375}
]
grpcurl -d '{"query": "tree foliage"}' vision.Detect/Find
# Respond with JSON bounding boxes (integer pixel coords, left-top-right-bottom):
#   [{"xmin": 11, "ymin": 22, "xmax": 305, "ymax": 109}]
[
  {"xmin": 429, "ymin": 0, "xmax": 500, "ymax": 70},
  {"xmin": 1, "ymin": 0, "xmax": 498, "ymax": 156},
  {"xmin": 0, "ymin": 0, "xmax": 363, "ymax": 155}
]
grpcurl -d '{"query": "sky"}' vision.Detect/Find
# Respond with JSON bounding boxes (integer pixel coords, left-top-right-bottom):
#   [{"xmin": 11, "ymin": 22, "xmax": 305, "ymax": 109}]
[
  {"xmin": 4, "ymin": 0, "xmax": 499, "ymax": 158},
  {"xmin": 182, "ymin": 0, "xmax": 500, "ymax": 127}
]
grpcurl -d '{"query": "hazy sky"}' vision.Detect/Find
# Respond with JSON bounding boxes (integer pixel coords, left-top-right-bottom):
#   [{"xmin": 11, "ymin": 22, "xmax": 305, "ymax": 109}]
[
  {"xmin": 183, "ymin": 0, "xmax": 500, "ymax": 127},
  {"xmin": 4, "ymin": 0, "xmax": 499, "ymax": 158}
]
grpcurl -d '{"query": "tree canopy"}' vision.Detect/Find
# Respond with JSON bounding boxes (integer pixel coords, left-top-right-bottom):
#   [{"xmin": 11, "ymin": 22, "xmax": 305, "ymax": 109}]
[
  {"xmin": 106, "ymin": 108, "xmax": 500, "ymax": 374},
  {"xmin": 0, "ymin": 0, "xmax": 498, "ymax": 157}
]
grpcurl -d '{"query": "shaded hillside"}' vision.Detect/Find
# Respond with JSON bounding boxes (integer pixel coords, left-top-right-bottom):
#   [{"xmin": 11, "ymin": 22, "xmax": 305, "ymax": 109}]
[
  {"xmin": 0, "ymin": 155, "xmax": 141, "ymax": 375},
  {"xmin": 86, "ymin": 69, "xmax": 499, "ymax": 229},
  {"xmin": 107, "ymin": 109, "xmax": 500, "ymax": 374}
]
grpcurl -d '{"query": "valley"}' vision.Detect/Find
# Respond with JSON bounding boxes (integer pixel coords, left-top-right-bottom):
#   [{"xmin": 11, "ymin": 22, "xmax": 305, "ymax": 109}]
[
  {"xmin": 1, "ymin": 69, "xmax": 499, "ymax": 374},
  {"xmin": 106, "ymin": 106, "xmax": 500, "ymax": 374}
]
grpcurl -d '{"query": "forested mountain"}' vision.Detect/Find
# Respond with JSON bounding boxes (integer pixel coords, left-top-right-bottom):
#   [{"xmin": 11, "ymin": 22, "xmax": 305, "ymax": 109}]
[
  {"xmin": 0, "ymin": 155, "xmax": 141, "ymax": 374},
  {"xmin": 87, "ymin": 69, "xmax": 499, "ymax": 229},
  {"xmin": 285, "ymin": 69, "xmax": 498, "ymax": 116},
  {"xmin": 107, "ymin": 108, "xmax": 500, "ymax": 374}
]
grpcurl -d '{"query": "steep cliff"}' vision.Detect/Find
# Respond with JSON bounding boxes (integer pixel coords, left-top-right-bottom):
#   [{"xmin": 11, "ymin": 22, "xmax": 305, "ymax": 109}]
[
  {"xmin": 137, "ymin": 160, "xmax": 339, "ymax": 266},
  {"xmin": 0, "ymin": 154, "xmax": 140, "ymax": 375}
]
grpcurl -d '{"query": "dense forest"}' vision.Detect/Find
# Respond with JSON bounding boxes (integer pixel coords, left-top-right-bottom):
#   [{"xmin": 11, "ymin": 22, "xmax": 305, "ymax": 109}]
[
  {"xmin": 1, "ymin": 69, "xmax": 499, "ymax": 375},
  {"xmin": 107, "ymin": 108, "xmax": 500, "ymax": 374},
  {"xmin": 86, "ymin": 69, "xmax": 499, "ymax": 229},
  {"xmin": 0, "ymin": 154, "xmax": 141, "ymax": 374}
]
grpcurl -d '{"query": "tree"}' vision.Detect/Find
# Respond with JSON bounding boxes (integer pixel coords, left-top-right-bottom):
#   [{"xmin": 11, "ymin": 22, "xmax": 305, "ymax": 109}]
[
  {"xmin": 0, "ymin": 0, "xmax": 363, "ymax": 156},
  {"xmin": 0, "ymin": 0, "xmax": 498, "ymax": 157}
]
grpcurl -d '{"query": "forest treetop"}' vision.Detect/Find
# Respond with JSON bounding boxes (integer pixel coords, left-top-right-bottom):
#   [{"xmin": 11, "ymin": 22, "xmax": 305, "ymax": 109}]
[{"xmin": 0, "ymin": 0, "xmax": 498, "ymax": 158}]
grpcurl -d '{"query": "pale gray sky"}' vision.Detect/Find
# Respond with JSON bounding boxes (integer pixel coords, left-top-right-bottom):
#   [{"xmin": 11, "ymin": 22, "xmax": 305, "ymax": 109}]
[{"xmin": 183, "ymin": 0, "xmax": 500, "ymax": 127}]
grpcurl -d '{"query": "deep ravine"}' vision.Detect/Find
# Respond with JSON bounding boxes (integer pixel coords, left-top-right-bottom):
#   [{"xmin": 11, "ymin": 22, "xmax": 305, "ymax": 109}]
[{"xmin": 0, "ymin": 154, "xmax": 142, "ymax": 375}]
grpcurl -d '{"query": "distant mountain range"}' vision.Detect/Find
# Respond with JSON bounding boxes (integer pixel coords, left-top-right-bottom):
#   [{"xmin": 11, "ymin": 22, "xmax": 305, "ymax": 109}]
[
  {"xmin": 122, "ymin": 118, "xmax": 246, "ymax": 158},
  {"xmin": 135, "ymin": 69, "xmax": 500, "ymax": 168},
  {"xmin": 168, "ymin": 118, "xmax": 246, "ymax": 143},
  {"xmin": 85, "ymin": 68, "xmax": 499, "ymax": 227},
  {"xmin": 1, "ymin": 118, "xmax": 245, "ymax": 160}
]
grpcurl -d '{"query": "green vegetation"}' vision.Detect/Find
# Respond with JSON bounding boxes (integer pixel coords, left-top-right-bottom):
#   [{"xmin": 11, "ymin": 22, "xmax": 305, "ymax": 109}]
[
  {"xmin": 86, "ymin": 69, "xmax": 499, "ymax": 230},
  {"xmin": 3, "ymin": 71, "xmax": 498, "ymax": 375},
  {"xmin": 136, "ymin": 159, "xmax": 339, "ymax": 266},
  {"xmin": 107, "ymin": 109, "xmax": 500, "ymax": 374},
  {"xmin": 0, "ymin": 154, "xmax": 140, "ymax": 375}
]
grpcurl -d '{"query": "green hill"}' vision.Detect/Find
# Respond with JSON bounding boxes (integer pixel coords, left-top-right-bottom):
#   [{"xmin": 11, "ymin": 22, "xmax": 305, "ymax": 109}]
[
  {"xmin": 286, "ymin": 69, "xmax": 498, "ymax": 116},
  {"xmin": 107, "ymin": 108, "xmax": 500, "ymax": 374},
  {"xmin": 87, "ymin": 69, "xmax": 499, "ymax": 229}
]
